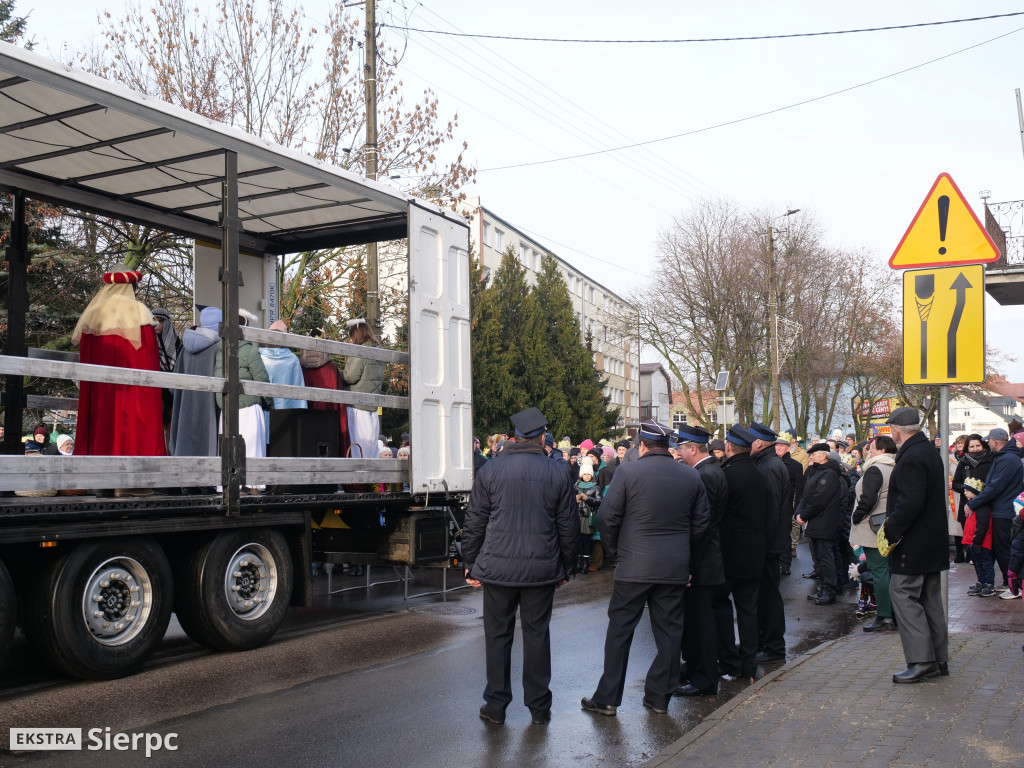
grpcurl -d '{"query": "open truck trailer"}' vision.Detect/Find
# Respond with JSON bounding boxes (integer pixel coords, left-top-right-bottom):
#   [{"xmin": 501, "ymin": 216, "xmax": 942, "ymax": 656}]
[{"xmin": 0, "ymin": 41, "xmax": 473, "ymax": 678}]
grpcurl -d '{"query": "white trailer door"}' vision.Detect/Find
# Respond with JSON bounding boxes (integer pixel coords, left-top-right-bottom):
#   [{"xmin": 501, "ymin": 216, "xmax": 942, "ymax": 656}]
[{"xmin": 408, "ymin": 202, "xmax": 473, "ymax": 494}]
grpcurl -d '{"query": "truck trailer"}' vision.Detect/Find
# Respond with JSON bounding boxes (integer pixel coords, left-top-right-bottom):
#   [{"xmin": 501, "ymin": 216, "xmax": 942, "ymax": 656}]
[{"xmin": 0, "ymin": 42, "xmax": 473, "ymax": 679}]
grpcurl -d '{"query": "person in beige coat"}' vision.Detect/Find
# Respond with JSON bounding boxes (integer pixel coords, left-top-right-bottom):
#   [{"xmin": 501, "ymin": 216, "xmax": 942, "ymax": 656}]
[
  {"xmin": 343, "ymin": 318, "xmax": 384, "ymax": 459},
  {"xmin": 850, "ymin": 435, "xmax": 898, "ymax": 632}
]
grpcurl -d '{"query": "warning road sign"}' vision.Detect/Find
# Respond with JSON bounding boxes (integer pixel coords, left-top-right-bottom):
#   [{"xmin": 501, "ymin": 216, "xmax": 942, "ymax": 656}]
[
  {"xmin": 889, "ymin": 173, "xmax": 1000, "ymax": 269},
  {"xmin": 902, "ymin": 265, "xmax": 985, "ymax": 385}
]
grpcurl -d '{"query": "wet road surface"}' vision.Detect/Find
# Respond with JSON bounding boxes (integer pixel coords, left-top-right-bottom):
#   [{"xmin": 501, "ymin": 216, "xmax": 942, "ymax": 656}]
[{"xmin": 1, "ymin": 545, "xmax": 863, "ymax": 767}]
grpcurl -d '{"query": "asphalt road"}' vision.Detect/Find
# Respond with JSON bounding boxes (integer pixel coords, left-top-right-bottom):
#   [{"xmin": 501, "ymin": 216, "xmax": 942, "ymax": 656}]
[{"xmin": 1, "ymin": 547, "xmax": 861, "ymax": 767}]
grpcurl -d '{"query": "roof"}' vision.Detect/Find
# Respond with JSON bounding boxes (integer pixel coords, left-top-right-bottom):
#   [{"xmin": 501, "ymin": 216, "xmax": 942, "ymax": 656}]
[
  {"xmin": 670, "ymin": 389, "xmax": 717, "ymax": 415},
  {"xmin": 0, "ymin": 42, "xmax": 459, "ymax": 254}
]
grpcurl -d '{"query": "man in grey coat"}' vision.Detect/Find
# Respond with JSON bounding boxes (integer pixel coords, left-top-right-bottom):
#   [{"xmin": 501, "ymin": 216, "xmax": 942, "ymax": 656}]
[{"xmin": 582, "ymin": 420, "xmax": 709, "ymax": 717}]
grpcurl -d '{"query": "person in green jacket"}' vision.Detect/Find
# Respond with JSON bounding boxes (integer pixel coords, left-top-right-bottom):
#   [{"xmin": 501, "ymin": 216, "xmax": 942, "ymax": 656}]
[
  {"xmin": 215, "ymin": 309, "xmax": 271, "ymax": 491},
  {"xmin": 343, "ymin": 318, "xmax": 384, "ymax": 459}
]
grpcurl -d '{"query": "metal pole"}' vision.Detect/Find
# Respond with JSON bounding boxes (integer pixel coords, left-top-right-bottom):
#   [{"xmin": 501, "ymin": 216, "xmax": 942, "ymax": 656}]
[
  {"xmin": 1, "ymin": 191, "xmax": 28, "ymax": 455},
  {"xmin": 364, "ymin": 0, "xmax": 380, "ymax": 332},
  {"xmin": 768, "ymin": 225, "xmax": 782, "ymax": 433},
  {"xmin": 1016, "ymin": 88, "xmax": 1024, "ymax": 162},
  {"xmin": 220, "ymin": 151, "xmax": 243, "ymax": 514},
  {"xmin": 940, "ymin": 383, "xmax": 950, "ymax": 622}
]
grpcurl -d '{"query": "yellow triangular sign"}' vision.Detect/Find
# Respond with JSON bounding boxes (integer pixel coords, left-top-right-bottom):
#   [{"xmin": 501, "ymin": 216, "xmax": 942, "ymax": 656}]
[{"xmin": 889, "ymin": 172, "xmax": 1000, "ymax": 269}]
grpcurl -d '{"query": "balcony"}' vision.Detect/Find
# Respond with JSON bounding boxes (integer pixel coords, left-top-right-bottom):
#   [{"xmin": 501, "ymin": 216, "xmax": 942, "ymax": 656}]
[{"xmin": 984, "ymin": 199, "xmax": 1024, "ymax": 305}]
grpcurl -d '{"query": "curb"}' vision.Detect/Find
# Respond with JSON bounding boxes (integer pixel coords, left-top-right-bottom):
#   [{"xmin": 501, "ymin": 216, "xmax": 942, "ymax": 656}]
[{"xmin": 642, "ymin": 637, "xmax": 845, "ymax": 768}]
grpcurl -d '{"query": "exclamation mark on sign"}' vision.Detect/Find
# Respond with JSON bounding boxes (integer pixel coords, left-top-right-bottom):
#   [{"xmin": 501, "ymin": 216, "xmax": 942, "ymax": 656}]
[{"xmin": 938, "ymin": 195, "xmax": 950, "ymax": 255}]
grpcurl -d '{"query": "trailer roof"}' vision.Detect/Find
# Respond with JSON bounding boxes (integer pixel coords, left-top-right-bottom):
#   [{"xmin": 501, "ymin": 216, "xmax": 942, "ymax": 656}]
[{"xmin": 0, "ymin": 42, "xmax": 419, "ymax": 254}]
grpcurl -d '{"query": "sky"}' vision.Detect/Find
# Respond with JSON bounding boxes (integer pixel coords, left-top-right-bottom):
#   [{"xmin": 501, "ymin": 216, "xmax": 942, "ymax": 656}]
[{"xmin": 23, "ymin": 0, "xmax": 1024, "ymax": 377}]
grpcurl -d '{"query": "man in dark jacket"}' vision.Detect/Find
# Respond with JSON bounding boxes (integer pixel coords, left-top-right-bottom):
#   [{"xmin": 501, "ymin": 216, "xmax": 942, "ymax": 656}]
[
  {"xmin": 748, "ymin": 422, "xmax": 791, "ymax": 664},
  {"xmin": 883, "ymin": 407, "xmax": 950, "ymax": 683},
  {"xmin": 675, "ymin": 424, "xmax": 727, "ymax": 697},
  {"xmin": 463, "ymin": 407, "xmax": 580, "ymax": 724},
  {"xmin": 776, "ymin": 433, "xmax": 806, "ymax": 575},
  {"xmin": 713, "ymin": 425, "xmax": 769, "ymax": 682},
  {"xmin": 965, "ymin": 428, "xmax": 1023, "ymax": 589},
  {"xmin": 795, "ymin": 443, "xmax": 845, "ymax": 605},
  {"xmin": 582, "ymin": 420, "xmax": 709, "ymax": 716}
]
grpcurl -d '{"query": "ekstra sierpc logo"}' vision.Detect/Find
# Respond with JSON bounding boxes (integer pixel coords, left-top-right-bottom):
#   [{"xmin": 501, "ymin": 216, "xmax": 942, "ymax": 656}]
[{"xmin": 10, "ymin": 728, "xmax": 178, "ymax": 757}]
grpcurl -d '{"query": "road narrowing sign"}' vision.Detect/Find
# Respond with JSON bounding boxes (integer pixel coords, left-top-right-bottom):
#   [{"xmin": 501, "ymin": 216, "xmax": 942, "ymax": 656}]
[
  {"xmin": 889, "ymin": 173, "xmax": 1000, "ymax": 269},
  {"xmin": 902, "ymin": 265, "xmax": 985, "ymax": 385}
]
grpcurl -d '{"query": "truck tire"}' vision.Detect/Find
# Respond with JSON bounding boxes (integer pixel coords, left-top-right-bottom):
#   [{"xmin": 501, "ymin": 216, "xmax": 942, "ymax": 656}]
[
  {"xmin": 174, "ymin": 529, "xmax": 292, "ymax": 652},
  {"xmin": 24, "ymin": 538, "xmax": 173, "ymax": 679},
  {"xmin": 0, "ymin": 558, "xmax": 15, "ymax": 659}
]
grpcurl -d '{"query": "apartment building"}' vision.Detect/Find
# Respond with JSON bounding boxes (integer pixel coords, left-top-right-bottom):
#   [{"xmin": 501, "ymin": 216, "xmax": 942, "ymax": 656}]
[{"xmin": 462, "ymin": 197, "xmax": 639, "ymax": 426}]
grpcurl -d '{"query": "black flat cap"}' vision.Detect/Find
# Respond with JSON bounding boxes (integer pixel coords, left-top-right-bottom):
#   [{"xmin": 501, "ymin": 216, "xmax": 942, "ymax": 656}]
[{"xmin": 885, "ymin": 407, "xmax": 921, "ymax": 427}]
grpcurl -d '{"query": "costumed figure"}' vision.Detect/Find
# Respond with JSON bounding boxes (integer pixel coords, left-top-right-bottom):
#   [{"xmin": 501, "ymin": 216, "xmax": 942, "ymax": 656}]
[
  {"xmin": 342, "ymin": 318, "xmax": 384, "ymax": 459},
  {"xmin": 259, "ymin": 320, "xmax": 308, "ymax": 436},
  {"xmin": 214, "ymin": 308, "xmax": 271, "ymax": 490},
  {"xmin": 73, "ymin": 264, "xmax": 166, "ymax": 458},
  {"xmin": 299, "ymin": 339, "xmax": 350, "ymax": 457},
  {"xmin": 169, "ymin": 307, "xmax": 222, "ymax": 458}
]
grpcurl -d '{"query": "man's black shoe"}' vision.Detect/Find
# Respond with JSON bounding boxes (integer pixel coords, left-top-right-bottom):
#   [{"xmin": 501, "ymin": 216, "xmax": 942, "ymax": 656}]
[
  {"xmin": 781, "ymin": 568, "xmax": 791, "ymax": 576},
  {"xmin": 674, "ymin": 683, "xmax": 716, "ymax": 697},
  {"xmin": 581, "ymin": 697, "xmax": 616, "ymax": 716},
  {"xmin": 479, "ymin": 704, "xmax": 505, "ymax": 724},
  {"xmin": 530, "ymin": 711, "xmax": 551, "ymax": 725},
  {"xmin": 642, "ymin": 698, "xmax": 668, "ymax": 714},
  {"xmin": 754, "ymin": 651, "xmax": 786, "ymax": 663},
  {"xmin": 862, "ymin": 617, "xmax": 897, "ymax": 632},
  {"xmin": 937, "ymin": 662, "xmax": 949, "ymax": 676},
  {"xmin": 892, "ymin": 663, "xmax": 940, "ymax": 684},
  {"xmin": 814, "ymin": 592, "xmax": 836, "ymax": 605},
  {"xmin": 806, "ymin": 589, "xmax": 822, "ymax": 601},
  {"xmin": 801, "ymin": 571, "xmax": 820, "ymax": 579}
]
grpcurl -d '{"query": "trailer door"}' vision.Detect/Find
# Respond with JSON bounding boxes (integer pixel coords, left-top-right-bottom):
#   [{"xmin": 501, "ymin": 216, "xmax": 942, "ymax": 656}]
[{"xmin": 408, "ymin": 203, "xmax": 473, "ymax": 494}]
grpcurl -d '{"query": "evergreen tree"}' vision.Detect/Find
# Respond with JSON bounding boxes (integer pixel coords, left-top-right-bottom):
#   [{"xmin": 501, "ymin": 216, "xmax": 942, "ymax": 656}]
[
  {"xmin": 0, "ymin": 0, "xmax": 31, "ymax": 47},
  {"xmin": 532, "ymin": 255, "xmax": 619, "ymax": 440},
  {"xmin": 470, "ymin": 248, "xmax": 540, "ymax": 436}
]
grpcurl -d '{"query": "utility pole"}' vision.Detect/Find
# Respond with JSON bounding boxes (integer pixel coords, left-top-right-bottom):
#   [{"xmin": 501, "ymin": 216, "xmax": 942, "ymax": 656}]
[
  {"xmin": 1016, "ymin": 88, "xmax": 1024, "ymax": 162},
  {"xmin": 364, "ymin": 0, "xmax": 379, "ymax": 331},
  {"xmin": 768, "ymin": 224, "xmax": 782, "ymax": 434}
]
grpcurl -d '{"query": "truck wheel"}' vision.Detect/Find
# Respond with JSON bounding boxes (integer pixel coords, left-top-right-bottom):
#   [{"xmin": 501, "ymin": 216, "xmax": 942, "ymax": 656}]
[
  {"xmin": 174, "ymin": 529, "xmax": 292, "ymax": 652},
  {"xmin": 24, "ymin": 539, "xmax": 172, "ymax": 679},
  {"xmin": 0, "ymin": 558, "xmax": 15, "ymax": 659}
]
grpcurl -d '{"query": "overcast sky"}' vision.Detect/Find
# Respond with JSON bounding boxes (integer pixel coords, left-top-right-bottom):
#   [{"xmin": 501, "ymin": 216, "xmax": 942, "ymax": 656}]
[{"xmin": 27, "ymin": 0, "xmax": 1024, "ymax": 377}]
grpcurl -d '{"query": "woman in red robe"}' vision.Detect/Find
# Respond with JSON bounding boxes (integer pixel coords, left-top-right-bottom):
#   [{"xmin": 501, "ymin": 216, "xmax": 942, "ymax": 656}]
[{"xmin": 73, "ymin": 265, "xmax": 166, "ymax": 457}]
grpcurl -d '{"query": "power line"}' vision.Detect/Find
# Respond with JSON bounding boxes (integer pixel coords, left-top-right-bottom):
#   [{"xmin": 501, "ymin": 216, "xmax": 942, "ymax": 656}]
[
  {"xmin": 383, "ymin": 11, "xmax": 1024, "ymax": 44},
  {"xmin": 477, "ymin": 24, "xmax": 1024, "ymax": 173}
]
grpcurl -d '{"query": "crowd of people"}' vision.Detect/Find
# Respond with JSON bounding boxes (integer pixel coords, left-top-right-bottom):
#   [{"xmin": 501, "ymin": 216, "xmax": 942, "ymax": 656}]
[{"xmin": 461, "ymin": 405, "xmax": 1024, "ymax": 724}]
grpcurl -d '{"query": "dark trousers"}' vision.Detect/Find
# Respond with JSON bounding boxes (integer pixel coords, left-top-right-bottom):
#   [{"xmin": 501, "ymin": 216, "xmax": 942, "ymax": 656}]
[
  {"xmin": 971, "ymin": 545, "xmax": 995, "ymax": 586},
  {"xmin": 832, "ymin": 538, "xmax": 847, "ymax": 586},
  {"xmin": 482, "ymin": 583, "xmax": 556, "ymax": 716},
  {"xmin": 593, "ymin": 581, "xmax": 686, "ymax": 708},
  {"xmin": 809, "ymin": 537, "xmax": 837, "ymax": 590},
  {"xmin": 682, "ymin": 584, "xmax": 718, "ymax": 693},
  {"xmin": 757, "ymin": 554, "xmax": 786, "ymax": 655},
  {"xmin": 992, "ymin": 517, "xmax": 1011, "ymax": 584},
  {"xmin": 711, "ymin": 578, "xmax": 760, "ymax": 679},
  {"xmin": 890, "ymin": 571, "xmax": 948, "ymax": 665}
]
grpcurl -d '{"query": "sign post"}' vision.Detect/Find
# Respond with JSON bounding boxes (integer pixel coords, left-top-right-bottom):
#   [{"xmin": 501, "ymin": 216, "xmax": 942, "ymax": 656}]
[{"xmin": 891, "ymin": 172, "xmax": 1000, "ymax": 624}]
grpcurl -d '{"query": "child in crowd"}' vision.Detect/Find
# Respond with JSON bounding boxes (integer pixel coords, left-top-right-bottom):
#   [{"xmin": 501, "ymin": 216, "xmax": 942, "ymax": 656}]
[
  {"xmin": 575, "ymin": 460, "xmax": 601, "ymax": 573},
  {"xmin": 962, "ymin": 476, "xmax": 995, "ymax": 596},
  {"xmin": 853, "ymin": 549, "xmax": 876, "ymax": 618}
]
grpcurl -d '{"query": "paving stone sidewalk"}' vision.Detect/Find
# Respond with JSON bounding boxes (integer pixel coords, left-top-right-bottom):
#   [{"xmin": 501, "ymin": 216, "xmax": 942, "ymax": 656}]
[{"xmin": 647, "ymin": 567, "xmax": 1024, "ymax": 768}]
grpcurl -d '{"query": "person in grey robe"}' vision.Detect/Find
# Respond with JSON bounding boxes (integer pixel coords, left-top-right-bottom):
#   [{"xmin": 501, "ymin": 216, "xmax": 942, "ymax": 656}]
[{"xmin": 169, "ymin": 307, "xmax": 221, "ymax": 458}]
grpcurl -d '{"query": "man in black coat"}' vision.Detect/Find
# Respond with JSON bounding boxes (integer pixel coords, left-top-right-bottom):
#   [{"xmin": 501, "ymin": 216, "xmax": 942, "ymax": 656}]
[
  {"xmin": 713, "ymin": 425, "xmax": 769, "ymax": 682},
  {"xmin": 582, "ymin": 420, "xmax": 709, "ymax": 716},
  {"xmin": 674, "ymin": 424, "xmax": 728, "ymax": 697},
  {"xmin": 463, "ymin": 407, "xmax": 581, "ymax": 724},
  {"xmin": 795, "ymin": 443, "xmax": 846, "ymax": 604},
  {"xmin": 748, "ymin": 421, "xmax": 792, "ymax": 664},
  {"xmin": 775, "ymin": 432, "xmax": 805, "ymax": 575},
  {"xmin": 883, "ymin": 407, "xmax": 950, "ymax": 683}
]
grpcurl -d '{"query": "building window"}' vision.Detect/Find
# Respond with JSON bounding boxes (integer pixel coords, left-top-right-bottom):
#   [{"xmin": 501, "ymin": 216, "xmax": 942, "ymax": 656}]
[
  {"xmin": 483, "ymin": 222, "xmax": 491, "ymax": 248},
  {"xmin": 494, "ymin": 228, "xmax": 504, "ymax": 251},
  {"xmin": 532, "ymin": 250, "xmax": 540, "ymax": 270},
  {"xmin": 588, "ymin": 286, "xmax": 595, "ymax": 304},
  {"xmin": 673, "ymin": 412, "xmax": 688, "ymax": 428},
  {"xmin": 519, "ymin": 244, "xmax": 529, "ymax": 266}
]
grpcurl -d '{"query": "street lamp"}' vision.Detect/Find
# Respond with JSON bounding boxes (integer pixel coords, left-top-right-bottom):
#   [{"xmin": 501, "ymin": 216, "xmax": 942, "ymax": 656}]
[{"xmin": 768, "ymin": 209, "xmax": 800, "ymax": 433}]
